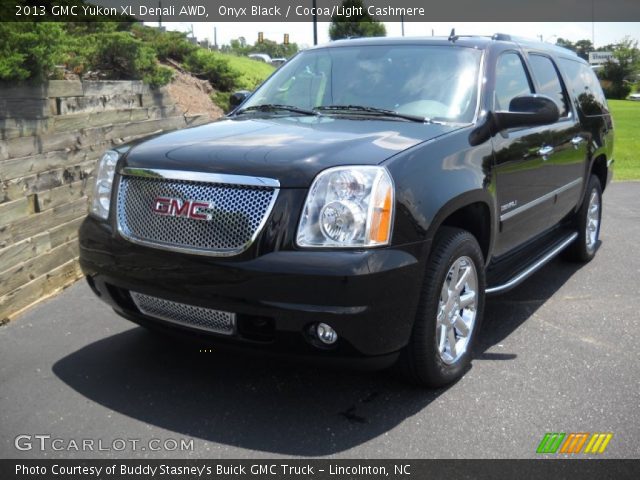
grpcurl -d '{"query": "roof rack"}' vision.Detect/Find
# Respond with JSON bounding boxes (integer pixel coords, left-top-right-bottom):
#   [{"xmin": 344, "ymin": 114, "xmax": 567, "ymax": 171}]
[
  {"xmin": 492, "ymin": 33, "xmax": 543, "ymax": 43},
  {"xmin": 492, "ymin": 33, "xmax": 579, "ymax": 56},
  {"xmin": 492, "ymin": 33, "xmax": 512, "ymax": 41}
]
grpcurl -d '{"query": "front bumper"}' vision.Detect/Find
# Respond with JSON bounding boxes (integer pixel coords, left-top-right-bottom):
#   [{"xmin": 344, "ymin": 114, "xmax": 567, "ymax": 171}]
[{"xmin": 79, "ymin": 216, "xmax": 427, "ymax": 364}]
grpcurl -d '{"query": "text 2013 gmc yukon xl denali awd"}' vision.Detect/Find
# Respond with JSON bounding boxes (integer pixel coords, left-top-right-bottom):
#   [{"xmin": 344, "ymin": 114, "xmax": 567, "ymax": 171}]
[{"xmin": 79, "ymin": 34, "xmax": 614, "ymax": 386}]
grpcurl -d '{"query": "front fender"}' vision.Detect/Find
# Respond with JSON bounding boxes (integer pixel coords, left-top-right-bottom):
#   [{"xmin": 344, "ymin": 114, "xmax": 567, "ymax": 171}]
[{"xmin": 385, "ymin": 127, "xmax": 497, "ymax": 262}]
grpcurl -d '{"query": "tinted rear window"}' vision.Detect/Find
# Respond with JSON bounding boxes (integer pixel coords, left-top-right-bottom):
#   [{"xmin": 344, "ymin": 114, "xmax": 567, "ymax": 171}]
[
  {"xmin": 528, "ymin": 54, "xmax": 569, "ymax": 117},
  {"xmin": 558, "ymin": 58, "xmax": 609, "ymax": 116}
]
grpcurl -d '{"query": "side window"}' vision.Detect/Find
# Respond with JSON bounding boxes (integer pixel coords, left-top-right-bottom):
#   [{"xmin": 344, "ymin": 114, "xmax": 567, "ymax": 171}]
[
  {"xmin": 558, "ymin": 58, "xmax": 609, "ymax": 116},
  {"xmin": 494, "ymin": 52, "xmax": 533, "ymax": 111},
  {"xmin": 527, "ymin": 54, "xmax": 570, "ymax": 117}
]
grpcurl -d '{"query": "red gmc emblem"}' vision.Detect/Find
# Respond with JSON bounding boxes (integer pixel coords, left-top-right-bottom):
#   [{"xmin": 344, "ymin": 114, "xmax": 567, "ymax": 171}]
[{"xmin": 152, "ymin": 197, "xmax": 213, "ymax": 221}]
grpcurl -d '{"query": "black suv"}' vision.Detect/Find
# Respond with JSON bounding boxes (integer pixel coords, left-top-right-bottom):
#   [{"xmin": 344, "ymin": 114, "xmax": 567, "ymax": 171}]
[{"xmin": 79, "ymin": 34, "xmax": 614, "ymax": 386}]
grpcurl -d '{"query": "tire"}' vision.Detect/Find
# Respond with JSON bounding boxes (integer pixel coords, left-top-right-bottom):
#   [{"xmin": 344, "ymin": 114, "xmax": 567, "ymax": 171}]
[
  {"xmin": 565, "ymin": 175, "xmax": 602, "ymax": 263},
  {"xmin": 399, "ymin": 227, "xmax": 486, "ymax": 387}
]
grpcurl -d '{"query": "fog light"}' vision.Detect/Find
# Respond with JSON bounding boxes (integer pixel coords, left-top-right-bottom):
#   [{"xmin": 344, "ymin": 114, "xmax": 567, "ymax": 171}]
[{"xmin": 316, "ymin": 323, "xmax": 338, "ymax": 345}]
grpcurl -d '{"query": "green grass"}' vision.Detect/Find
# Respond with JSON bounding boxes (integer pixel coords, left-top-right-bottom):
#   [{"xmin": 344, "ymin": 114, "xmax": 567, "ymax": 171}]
[
  {"xmin": 221, "ymin": 54, "xmax": 275, "ymax": 91},
  {"xmin": 609, "ymin": 99, "xmax": 640, "ymax": 181}
]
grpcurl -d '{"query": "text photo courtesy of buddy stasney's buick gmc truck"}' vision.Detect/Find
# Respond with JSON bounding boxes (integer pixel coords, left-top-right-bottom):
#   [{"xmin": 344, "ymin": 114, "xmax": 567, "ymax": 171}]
[{"xmin": 80, "ymin": 33, "xmax": 614, "ymax": 387}]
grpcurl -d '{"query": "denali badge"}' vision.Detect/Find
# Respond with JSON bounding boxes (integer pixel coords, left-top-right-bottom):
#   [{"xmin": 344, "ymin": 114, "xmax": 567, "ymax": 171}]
[{"xmin": 152, "ymin": 197, "xmax": 214, "ymax": 221}]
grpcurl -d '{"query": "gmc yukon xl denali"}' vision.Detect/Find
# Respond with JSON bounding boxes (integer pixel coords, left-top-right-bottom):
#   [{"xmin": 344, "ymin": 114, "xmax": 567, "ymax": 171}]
[{"xmin": 79, "ymin": 34, "xmax": 614, "ymax": 386}]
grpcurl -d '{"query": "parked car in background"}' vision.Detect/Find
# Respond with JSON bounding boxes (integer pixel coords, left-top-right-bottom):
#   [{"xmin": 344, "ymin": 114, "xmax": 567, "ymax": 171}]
[
  {"xmin": 628, "ymin": 93, "xmax": 640, "ymax": 101},
  {"xmin": 80, "ymin": 34, "xmax": 613, "ymax": 387},
  {"xmin": 248, "ymin": 53, "xmax": 272, "ymax": 63},
  {"xmin": 270, "ymin": 57, "xmax": 287, "ymax": 67}
]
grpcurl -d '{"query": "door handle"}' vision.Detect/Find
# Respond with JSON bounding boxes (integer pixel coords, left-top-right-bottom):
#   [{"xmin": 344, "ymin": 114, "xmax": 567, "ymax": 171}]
[
  {"xmin": 571, "ymin": 136, "xmax": 584, "ymax": 148},
  {"xmin": 538, "ymin": 145, "xmax": 554, "ymax": 159}
]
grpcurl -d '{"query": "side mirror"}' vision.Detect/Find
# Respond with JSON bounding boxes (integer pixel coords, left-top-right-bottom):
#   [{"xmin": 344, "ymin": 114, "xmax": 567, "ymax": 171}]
[
  {"xmin": 494, "ymin": 94, "xmax": 560, "ymax": 131},
  {"xmin": 469, "ymin": 94, "xmax": 560, "ymax": 146},
  {"xmin": 229, "ymin": 90, "xmax": 251, "ymax": 110}
]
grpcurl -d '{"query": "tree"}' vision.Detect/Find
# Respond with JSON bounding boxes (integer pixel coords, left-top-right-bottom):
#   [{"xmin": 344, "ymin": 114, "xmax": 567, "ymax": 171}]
[
  {"xmin": 227, "ymin": 38, "xmax": 251, "ymax": 56},
  {"xmin": 555, "ymin": 38, "xmax": 593, "ymax": 61},
  {"xmin": 612, "ymin": 37, "xmax": 640, "ymax": 70},
  {"xmin": 599, "ymin": 37, "xmax": 640, "ymax": 99},
  {"xmin": 250, "ymin": 38, "xmax": 299, "ymax": 59},
  {"xmin": 223, "ymin": 37, "xmax": 299, "ymax": 59},
  {"xmin": 555, "ymin": 38, "xmax": 575, "ymax": 52},
  {"xmin": 596, "ymin": 44, "xmax": 616, "ymax": 52},
  {"xmin": 329, "ymin": 0, "xmax": 386, "ymax": 40},
  {"xmin": 574, "ymin": 39, "xmax": 594, "ymax": 61}
]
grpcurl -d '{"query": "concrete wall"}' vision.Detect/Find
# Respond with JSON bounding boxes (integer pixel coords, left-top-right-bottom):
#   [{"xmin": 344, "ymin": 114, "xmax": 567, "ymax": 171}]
[{"xmin": 0, "ymin": 80, "xmax": 210, "ymax": 323}]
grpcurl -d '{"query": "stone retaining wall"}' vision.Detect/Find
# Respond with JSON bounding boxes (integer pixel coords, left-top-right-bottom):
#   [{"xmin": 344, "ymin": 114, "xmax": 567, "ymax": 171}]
[{"xmin": 0, "ymin": 80, "xmax": 210, "ymax": 323}]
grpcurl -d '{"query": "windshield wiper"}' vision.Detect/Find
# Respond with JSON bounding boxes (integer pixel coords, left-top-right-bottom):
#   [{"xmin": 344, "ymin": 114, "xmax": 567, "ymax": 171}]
[
  {"xmin": 314, "ymin": 105, "xmax": 430, "ymax": 123},
  {"xmin": 235, "ymin": 104, "xmax": 320, "ymax": 116}
]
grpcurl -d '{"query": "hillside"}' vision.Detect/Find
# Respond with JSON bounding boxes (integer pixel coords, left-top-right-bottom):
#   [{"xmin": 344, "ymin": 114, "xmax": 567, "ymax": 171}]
[
  {"xmin": 224, "ymin": 55, "xmax": 276, "ymax": 91},
  {"xmin": 0, "ymin": 22, "xmax": 275, "ymax": 112},
  {"xmin": 165, "ymin": 69, "xmax": 224, "ymax": 120}
]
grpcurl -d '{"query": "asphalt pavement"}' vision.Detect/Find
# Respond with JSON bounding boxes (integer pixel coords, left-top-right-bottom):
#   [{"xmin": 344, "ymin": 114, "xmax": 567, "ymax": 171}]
[{"xmin": 1, "ymin": 182, "xmax": 638, "ymax": 459}]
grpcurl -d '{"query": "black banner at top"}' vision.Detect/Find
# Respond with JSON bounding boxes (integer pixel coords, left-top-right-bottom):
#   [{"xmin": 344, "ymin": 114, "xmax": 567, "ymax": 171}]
[{"xmin": 3, "ymin": 0, "xmax": 640, "ymax": 22}]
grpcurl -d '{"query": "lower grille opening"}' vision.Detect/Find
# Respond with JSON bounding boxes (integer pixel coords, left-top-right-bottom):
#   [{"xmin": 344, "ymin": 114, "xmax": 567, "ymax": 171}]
[{"xmin": 130, "ymin": 291, "xmax": 236, "ymax": 336}]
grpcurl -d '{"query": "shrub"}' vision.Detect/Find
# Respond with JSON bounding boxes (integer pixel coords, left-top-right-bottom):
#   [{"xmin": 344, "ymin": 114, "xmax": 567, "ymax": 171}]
[
  {"xmin": 89, "ymin": 31, "xmax": 172, "ymax": 86},
  {"xmin": 599, "ymin": 61, "xmax": 634, "ymax": 99},
  {"xmin": 0, "ymin": 22, "xmax": 66, "ymax": 81},
  {"xmin": 598, "ymin": 38, "xmax": 640, "ymax": 99},
  {"xmin": 63, "ymin": 22, "xmax": 121, "ymax": 36},
  {"xmin": 184, "ymin": 49, "xmax": 239, "ymax": 91},
  {"xmin": 90, "ymin": 32, "xmax": 153, "ymax": 79},
  {"xmin": 61, "ymin": 31, "xmax": 96, "ymax": 77},
  {"xmin": 144, "ymin": 65, "xmax": 174, "ymax": 87},
  {"xmin": 154, "ymin": 32, "xmax": 198, "ymax": 63},
  {"xmin": 132, "ymin": 25, "xmax": 197, "ymax": 63},
  {"xmin": 602, "ymin": 82, "xmax": 632, "ymax": 100}
]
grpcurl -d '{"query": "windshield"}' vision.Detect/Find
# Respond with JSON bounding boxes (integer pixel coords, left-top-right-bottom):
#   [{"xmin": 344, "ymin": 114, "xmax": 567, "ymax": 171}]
[{"xmin": 241, "ymin": 44, "xmax": 482, "ymax": 123}]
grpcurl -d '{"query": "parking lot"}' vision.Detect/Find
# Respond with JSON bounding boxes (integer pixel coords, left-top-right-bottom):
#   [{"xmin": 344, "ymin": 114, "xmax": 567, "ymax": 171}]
[{"xmin": 1, "ymin": 182, "xmax": 638, "ymax": 459}]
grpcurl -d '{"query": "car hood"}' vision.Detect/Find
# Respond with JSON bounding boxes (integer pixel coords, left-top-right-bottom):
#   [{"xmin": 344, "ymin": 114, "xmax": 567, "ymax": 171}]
[{"xmin": 122, "ymin": 116, "xmax": 461, "ymax": 188}]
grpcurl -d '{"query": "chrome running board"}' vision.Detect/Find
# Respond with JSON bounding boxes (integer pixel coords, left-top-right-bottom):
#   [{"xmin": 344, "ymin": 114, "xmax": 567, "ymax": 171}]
[{"xmin": 486, "ymin": 232, "xmax": 578, "ymax": 295}]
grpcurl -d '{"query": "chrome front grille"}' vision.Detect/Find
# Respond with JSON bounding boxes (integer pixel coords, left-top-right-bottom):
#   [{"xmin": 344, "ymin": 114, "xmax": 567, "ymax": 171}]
[
  {"xmin": 116, "ymin": 170, "xmax": 278, "ymax": 256},
  {"xmin": 131, "ymin": 291, "xmax": 236, "ymax": 335}
]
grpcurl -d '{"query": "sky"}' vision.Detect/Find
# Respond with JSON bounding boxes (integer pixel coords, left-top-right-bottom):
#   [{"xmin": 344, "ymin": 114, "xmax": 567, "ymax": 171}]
[{"xmin": 155, "ymin": 22, "xmax": 640, "ymax": 50}]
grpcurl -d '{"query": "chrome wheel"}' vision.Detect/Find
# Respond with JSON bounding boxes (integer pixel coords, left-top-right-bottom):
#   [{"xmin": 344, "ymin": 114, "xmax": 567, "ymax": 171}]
[
  {"xmin": 436, "ymin": 256, "xmax": 478, "ymax": 365},
  {"xmin": 585, "ymin": 188, "xmax": 600, "ymax": 253}
]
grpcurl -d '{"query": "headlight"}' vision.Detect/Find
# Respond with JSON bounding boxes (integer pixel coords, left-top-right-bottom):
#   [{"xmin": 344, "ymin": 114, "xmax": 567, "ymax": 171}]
[
  {"xmin": 297, "ymin": 166, "xmax": 394, "ymax": 248},
  {"xmin": 90, "ymin": 150, "xmax": 119, "ymax": 220}
]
